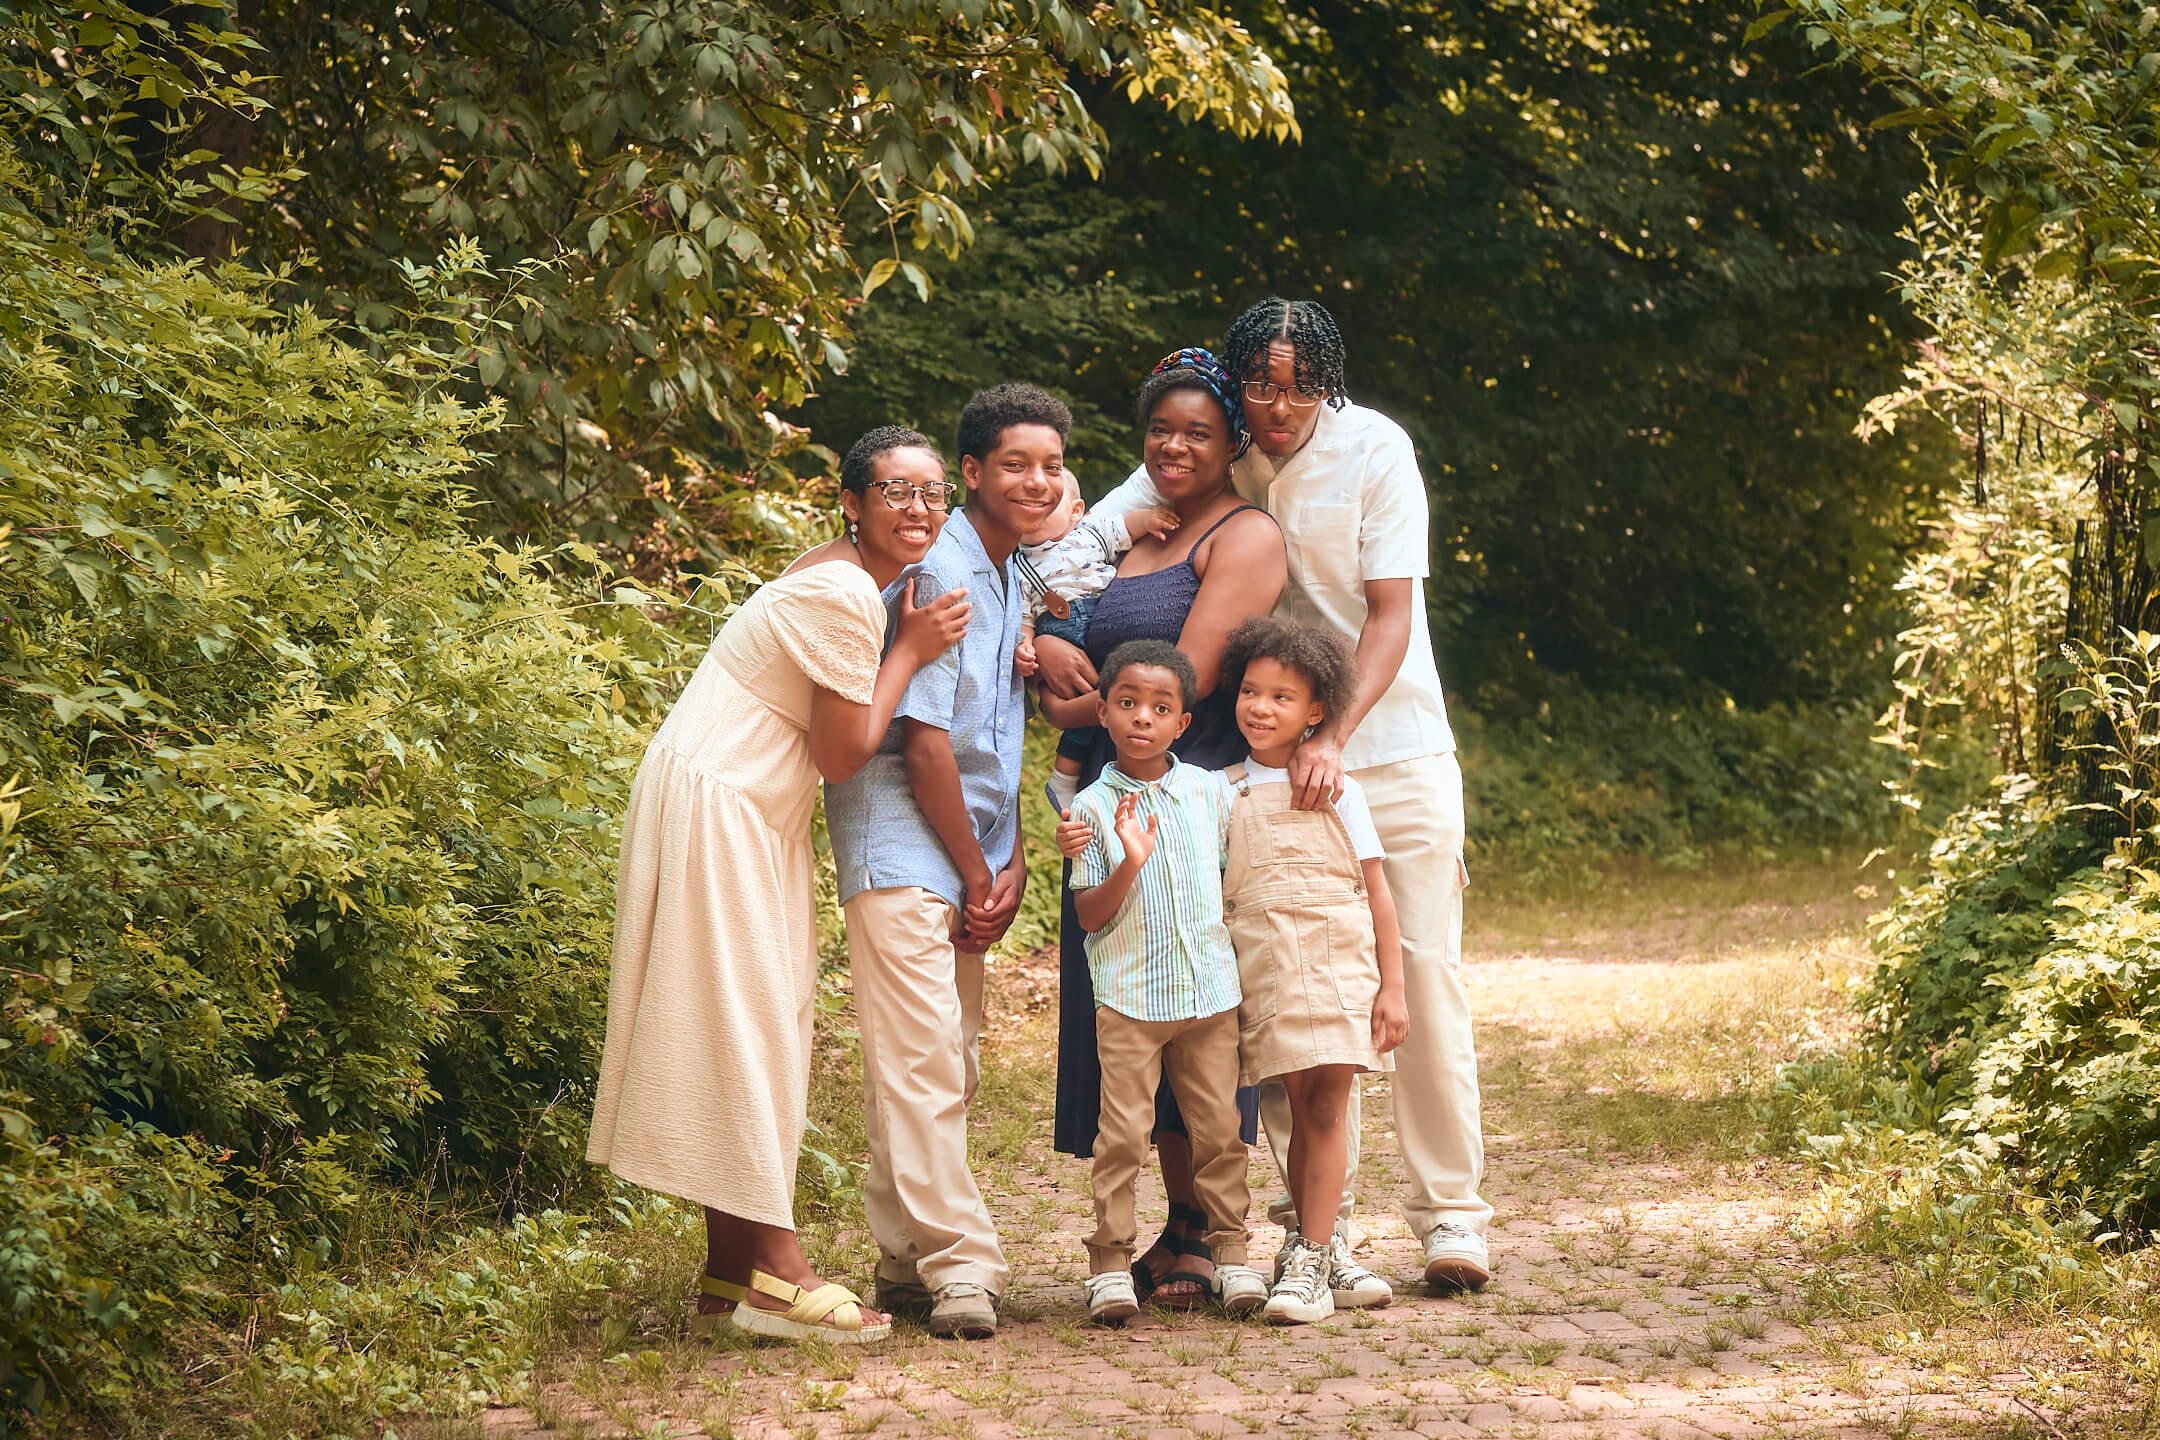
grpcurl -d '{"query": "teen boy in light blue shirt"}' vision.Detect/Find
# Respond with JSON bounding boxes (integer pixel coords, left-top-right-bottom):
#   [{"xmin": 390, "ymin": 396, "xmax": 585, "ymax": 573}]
[{"xmin": 825, "ymin": 383, "xmax": 1070, "ymax": 1341}]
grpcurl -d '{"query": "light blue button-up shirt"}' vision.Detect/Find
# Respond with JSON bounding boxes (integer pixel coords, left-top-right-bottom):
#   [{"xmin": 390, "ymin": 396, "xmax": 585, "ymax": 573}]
[
  {"xmin": 1072, "ymin": 756, "xmax": 1241, "ymax": 1023},
  {"xmin": 827, "ymin": 508, "xmax": 1026, "ymax": 911}
]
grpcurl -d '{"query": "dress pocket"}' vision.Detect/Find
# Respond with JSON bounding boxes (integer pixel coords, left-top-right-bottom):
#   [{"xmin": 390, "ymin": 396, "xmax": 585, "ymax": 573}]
[
  {"xmin": 1230, "ymin": 904, "xmax": 1279, "ymax": 1028},
  {"xmin": 1293, "ymin": 502, "xmax": 1358, "ymax": 589},
  {"xmin": 1332, "ymin": 934, "xmax": 1382, "ymax": 1014}
]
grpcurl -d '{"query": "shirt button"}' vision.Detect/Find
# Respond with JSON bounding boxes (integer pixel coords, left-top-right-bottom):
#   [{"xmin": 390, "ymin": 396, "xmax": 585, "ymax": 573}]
[{"xmin": 1224, "ymin": 900, "xmax": 1237, "ymax": 913}]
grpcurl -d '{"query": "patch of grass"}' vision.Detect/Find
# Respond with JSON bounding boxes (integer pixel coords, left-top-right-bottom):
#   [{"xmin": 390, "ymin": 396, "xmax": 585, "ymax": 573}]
[
  {"xmin": 1464, "ymin": 854, "xmax": 1875, "ymax": 1160},
  {"xmin": 1522, "ymin": 1338, "xmax": 1567, "ymax": 1366}
]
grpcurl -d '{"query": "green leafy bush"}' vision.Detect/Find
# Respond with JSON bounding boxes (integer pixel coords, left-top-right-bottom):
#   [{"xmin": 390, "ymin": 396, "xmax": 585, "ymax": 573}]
[
  {"xmin": 1457, "ymin": 682, "xmax": 1969, "ymax": 870},
  {"xmin": 0, "ymin": 149, "xmax": 691, "ymax": 1412},
  {"xmin": 1861, "ymin": 788, "xmax": 2104, "ymax": 1085},
  {"xmin": 0, "ymin": 1124, "xmax": 227, "ymax": 1412},
  {"xmin": 1960, "ymin": 872, "xmax": 2160, "ymax": 1227},
  {"xmin": 216, "ymin": 1190, "xmax": 691, "ymax": 1432}
]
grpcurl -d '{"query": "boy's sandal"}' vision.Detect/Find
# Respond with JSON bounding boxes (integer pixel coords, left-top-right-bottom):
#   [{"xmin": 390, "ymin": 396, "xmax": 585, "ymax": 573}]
[
  {"xmin": 1212, "ymin": 1264, "xmax": 1268, "ymax": 1317},
  {"xmin": 1085, "ymin": 1271, "xmax": 1141, "ymax": 1324},
  {"xmin": 688, "ymin": 1275, "xmax": 748, "ymax": 1338},
  {"xmin": 729, "ymin": 1269, "xmax": 891, "ymax": 1346}
]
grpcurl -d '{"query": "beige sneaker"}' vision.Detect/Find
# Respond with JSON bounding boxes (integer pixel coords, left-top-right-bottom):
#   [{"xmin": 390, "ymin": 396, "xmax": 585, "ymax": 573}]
[{"xmin": 927, "ymin": 1282, "xmax": 999, "ymax": 1339}]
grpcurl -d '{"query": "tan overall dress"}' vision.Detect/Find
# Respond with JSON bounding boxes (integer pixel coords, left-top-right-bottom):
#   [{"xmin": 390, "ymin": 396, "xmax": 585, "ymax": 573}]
[{"xmin": 1221, "ymin": 766, "xmax": 1388, "ymax": 1087}]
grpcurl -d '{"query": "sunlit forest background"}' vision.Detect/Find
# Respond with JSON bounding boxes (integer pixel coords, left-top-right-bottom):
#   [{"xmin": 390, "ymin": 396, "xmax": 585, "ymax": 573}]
[{"xmin": 5, "ymin": 0, "xmax": 2160, "ymax": 1432}]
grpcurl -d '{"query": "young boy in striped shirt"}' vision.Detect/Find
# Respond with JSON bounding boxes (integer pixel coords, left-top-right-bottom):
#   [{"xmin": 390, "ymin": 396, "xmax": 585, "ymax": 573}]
[{"xmin": 1068, "ymin": 639, "xmax": 1264, "ymax": 1323}]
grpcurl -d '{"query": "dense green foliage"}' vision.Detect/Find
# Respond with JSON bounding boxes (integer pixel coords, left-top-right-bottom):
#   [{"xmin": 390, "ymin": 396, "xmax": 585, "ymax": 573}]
[
  {"xmin": 2, "ymin": 0, "xmax": 1296, "ymax": 553},
  {"xmin": 4, "ymin": 0, "xmax": 2086, "ymax": 1425},
  {"xmin": 802, "ymin": 0, "xmax": 1948, "ymax": 709},
  {"xmin": 0, "ymin": 154, "xmax": 703, "ymax": 1408},
  {"xmin": 1462, "ymin": 690, "xmax": 1913, "ymax": 865},
  {"xmin": 1764, "ymin": 0, "xmax": 2160, "ymax": 1234}
]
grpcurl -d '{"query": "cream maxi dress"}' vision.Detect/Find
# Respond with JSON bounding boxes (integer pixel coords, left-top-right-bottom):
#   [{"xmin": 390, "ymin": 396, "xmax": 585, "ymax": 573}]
[{"xmin": 587, "ymin": 560, "xmax": 884, "ymax": 1227}]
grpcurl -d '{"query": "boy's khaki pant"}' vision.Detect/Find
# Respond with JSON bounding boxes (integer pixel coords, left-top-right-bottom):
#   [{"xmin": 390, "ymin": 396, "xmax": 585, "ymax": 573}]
[
  {"xmin": 1088, "ymin": 1005, "xmax": 1251, "ymax": 1274},
  {"xmin": 846, "ymin": 887, "xmax": 1009, "ymax": 1297}
]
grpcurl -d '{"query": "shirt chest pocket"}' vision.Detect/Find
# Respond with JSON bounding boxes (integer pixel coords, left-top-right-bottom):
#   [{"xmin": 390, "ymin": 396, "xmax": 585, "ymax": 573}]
[{"xmin": 1293, "ymin": 502, "xmax": 1359, "ymax": 590}]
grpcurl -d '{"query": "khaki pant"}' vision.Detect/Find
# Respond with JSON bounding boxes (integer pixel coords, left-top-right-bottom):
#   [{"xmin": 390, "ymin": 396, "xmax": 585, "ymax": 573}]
[
  {"xmin": 1089, "ymin": 1006, "xmax": 1251, "ymax": 1274},
  {"xmin": 1259, "ymin": 751, "xmax": 1491, "ymax": 1241},
  {"xmin": 846, "ymin": 887, "xmax": 1009, "ymax": 1295}
]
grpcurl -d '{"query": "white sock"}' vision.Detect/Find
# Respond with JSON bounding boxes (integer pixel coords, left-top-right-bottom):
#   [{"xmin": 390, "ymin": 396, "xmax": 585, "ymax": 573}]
[{"xmin": 1048, "ymin": 769, "xmax": 1080, "ymax": 813}]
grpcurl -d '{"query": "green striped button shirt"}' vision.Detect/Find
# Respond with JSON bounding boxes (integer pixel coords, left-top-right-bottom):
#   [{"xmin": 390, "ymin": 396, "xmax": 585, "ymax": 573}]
[{"xmin": 1072, "ymin": 755, "xmax": 1241, "ymax": 1023}]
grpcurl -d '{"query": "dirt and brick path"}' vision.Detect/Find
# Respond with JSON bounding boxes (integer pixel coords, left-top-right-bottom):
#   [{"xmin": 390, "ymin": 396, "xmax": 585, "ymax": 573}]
[{"xmin": 483, "ymin": 867, "xmax": 2042, "ymax": 1439}]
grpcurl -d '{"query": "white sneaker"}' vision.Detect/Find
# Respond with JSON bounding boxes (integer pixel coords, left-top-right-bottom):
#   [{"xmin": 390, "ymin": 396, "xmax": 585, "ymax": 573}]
[
  {"xmin": 1085, "ymin": 1271, "xmax": 1138, "ymax": 1325},
  {"xmin": 1329, "ymin": 1225, "xmax": 1393, "ymax": 1308},
  {"xmin": 1272, "ymin": 1214, "xmax": 1347, "ymax": 1281},
  {"xmin": 1212, "ymin": 1263, "xmax": 1268, "ymax": 1317},
  {"xmin": 1421, "ymin": 1221, "xmax": 1492, "ymax": 1292},
  {"xmin": 1265, "ymin": 1236, "xmax": 1335, "ymax": 1325}
]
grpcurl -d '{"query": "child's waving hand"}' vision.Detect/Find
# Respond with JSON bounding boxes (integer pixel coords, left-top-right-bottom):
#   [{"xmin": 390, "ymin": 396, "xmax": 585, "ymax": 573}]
[{"xmin": 1111, "ymin": 793, "xmax": 1158, "ymax": 868}]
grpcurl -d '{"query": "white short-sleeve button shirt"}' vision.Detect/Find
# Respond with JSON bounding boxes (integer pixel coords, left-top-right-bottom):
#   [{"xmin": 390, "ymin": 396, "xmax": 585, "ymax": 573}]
[{"xmin": 1098, "ymin": 401, "xmax": 1455, "ymax": 771}]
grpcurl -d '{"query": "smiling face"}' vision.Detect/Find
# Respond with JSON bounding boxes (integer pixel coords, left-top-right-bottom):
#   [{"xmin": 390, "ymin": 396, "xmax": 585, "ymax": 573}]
[
  {"xmin": 960, "ymin": 422, "xmax": 1065, "ymax": 549},
  {"xmin": 1143, "ymin": 385, "xmax": 1233, "ymax": 506},
  {"xmin": 843, "ymin": 444, "xmax": 947, "ymax": 572},
  {"xmin": 1020, "ymin": 471, "xmax": 1086, "ymax": 548},
  {"xmin": 1242, "ymin": 339, "xmax": 1327, "ymax": 459},
  {"xmin": 1102, "ymin": 663, "xmax": 1193, "ymax": 768},
  {"xmin": 1235, "ymin": 655, "xmax": 1326, "ymax": 764}
]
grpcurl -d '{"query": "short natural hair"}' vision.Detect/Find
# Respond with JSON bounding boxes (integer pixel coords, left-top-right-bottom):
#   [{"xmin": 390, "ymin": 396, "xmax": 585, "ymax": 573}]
[
  {"xmin": 840, "ymin": 425, "xmax": 941, "ymax": 494},
  {"xmin": 1221, "ymin": 617, "xmax": 1356, "ymax": 727},
  {"xmin": 955, "ymin": 382, "xmax": 1072, "ymax": 464},
  {"xmin": 1097, "ymin": 638, "xmax": 1198, "ymax": 714}
]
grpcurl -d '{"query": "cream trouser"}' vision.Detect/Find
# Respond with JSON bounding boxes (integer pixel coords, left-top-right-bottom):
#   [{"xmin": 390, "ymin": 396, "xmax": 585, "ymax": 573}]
[
  {"xmin": 845, "ymin": 887, "xmax": 1010, "ymax": 1295},
  {"xmin": 1259, "ymin": 750, "xmax": 1491, "ymax": 1241}
]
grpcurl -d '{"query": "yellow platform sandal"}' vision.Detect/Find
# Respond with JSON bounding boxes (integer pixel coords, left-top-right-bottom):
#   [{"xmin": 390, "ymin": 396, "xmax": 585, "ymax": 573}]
[
  {"xmin": 688, "ymin": 1276, "xmax": 748, "ymax": 1338},
  {"xmin": 730, "ymin": 1269, "xmax": 892, "ymax": 1346}
]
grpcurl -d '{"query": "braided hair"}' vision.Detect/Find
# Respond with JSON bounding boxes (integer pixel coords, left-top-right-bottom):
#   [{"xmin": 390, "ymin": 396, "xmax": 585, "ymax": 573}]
[
  {"xmin": 1221, "ymin": 298, "xmax": 1349, "ymax": 411},
  {"xmin": 1135, "ymin": 345, "xmax": 1252, "ymax": 457}
]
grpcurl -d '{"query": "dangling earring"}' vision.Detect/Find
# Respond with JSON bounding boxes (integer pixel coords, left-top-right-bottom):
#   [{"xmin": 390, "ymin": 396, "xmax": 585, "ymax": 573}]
[{"xmin": 847, "ymin": 520, "xmax": 860, "ymax": 544}]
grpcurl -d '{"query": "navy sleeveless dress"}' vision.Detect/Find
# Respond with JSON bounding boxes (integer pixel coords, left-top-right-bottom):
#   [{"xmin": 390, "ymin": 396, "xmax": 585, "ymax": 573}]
[{"xmin": 1052, "ymin": 504, "xmax": 1271, "ymax": 1158}]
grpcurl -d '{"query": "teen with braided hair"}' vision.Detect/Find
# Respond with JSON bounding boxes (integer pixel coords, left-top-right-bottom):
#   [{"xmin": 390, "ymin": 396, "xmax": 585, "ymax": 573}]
[{"xmin": 1039, "ymin": 297, "xmax": 1494, "ymax": 1299}]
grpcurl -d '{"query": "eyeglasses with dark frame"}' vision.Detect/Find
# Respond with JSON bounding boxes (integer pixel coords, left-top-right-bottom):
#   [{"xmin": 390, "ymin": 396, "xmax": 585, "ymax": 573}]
[
  {"xmin": 1241, "ymin": 379, "xmax": 1324, "ymax": 409},
  {"xmin": 869, "ymin": 480, "xmax": 958, "ymax": 512}
]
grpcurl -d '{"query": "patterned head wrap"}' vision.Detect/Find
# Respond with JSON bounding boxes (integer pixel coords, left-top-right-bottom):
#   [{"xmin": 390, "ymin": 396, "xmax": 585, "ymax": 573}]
[{"xmin": 1148, "ymin": 345, "xmax": 1251, "ymax": 458}]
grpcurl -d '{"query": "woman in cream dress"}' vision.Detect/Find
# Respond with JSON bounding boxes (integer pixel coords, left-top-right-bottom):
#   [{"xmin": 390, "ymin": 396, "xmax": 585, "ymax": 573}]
[{"xmin": 588, "ymin": 426, "xmax": 970, "ymax": 1344}]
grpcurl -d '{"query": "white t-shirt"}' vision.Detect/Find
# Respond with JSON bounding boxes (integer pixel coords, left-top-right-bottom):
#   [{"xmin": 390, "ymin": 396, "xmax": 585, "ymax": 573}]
[
  {"xmin": 1232, "ymin": 762, "xmax": 1385, "ymax": 861},
  {"xmin": 1095, "ymin": 401, "xmax": 1454, "ymax": 771}
]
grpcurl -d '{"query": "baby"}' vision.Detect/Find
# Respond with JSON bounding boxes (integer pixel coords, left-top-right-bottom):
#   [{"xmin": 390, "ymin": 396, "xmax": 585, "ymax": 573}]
[{"xmin": 1014, "ymin": 473, "xmax": 1179, "ymax": 811}]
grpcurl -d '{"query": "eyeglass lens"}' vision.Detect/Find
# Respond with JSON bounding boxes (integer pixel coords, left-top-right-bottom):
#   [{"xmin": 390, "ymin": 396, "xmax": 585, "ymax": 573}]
[
  {"xmin": 879, "ymin": 482, "xmax": 952, "ymax": 511},
  {"xmin": 1242, "ymin": 380, "xmax": 1321, "ymax": 407}
]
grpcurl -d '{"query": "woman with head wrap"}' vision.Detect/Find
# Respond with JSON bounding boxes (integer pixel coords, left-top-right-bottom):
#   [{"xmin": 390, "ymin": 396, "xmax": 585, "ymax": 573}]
[{"xmin": 1037, "ymin": 347, "xmax": 1289, "ymax": 1306}]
